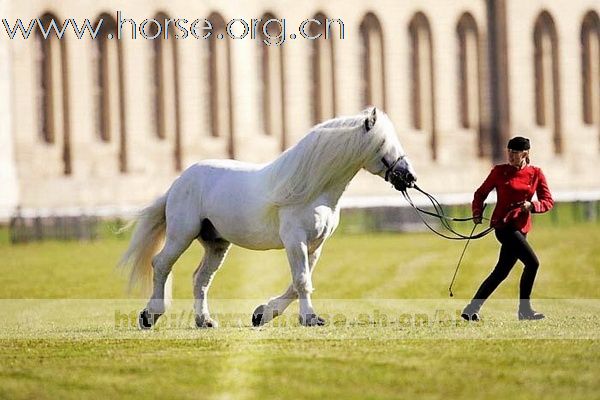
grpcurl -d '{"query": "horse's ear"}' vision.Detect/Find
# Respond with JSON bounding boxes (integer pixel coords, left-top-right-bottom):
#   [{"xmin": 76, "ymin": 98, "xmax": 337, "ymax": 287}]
[{"xmin": 365, "ymin": 107, "xmax": 377, "ymax": 131}]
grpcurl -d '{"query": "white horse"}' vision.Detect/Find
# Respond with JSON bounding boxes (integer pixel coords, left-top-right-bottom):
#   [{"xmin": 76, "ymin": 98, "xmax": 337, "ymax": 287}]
[{"xmin": 118, "ymin": 107, "xmax": 417, "ymax": 328}]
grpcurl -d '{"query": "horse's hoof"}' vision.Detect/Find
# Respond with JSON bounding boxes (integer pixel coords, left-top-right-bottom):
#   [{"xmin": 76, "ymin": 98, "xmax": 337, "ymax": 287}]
[
  {"xmin": 252, "ymin": 304, "xmax": 266, "ymax": 327},
  {"xmin": 195, "ymin": 314, "xmax": 219, "ymax": 328},
  {"xmin": 299, "ymin": 313, "xmax": 326, "ymax": 327},
  {"xmin": 252, "ymin": 304, "xmax": 279, "ymax": 327},
  {"xmin": 138, "ymin": 309, "xmax": 161, "ymax": 330}
]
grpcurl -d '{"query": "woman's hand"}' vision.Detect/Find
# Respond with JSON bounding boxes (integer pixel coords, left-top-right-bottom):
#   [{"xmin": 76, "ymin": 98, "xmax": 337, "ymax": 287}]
[
  {"xmin": 473, "ymin": 215, "xmax": 483, "ymax": 224},
  {"xmin": 520, "ymin": 201, "xmax": 533, "ymax": 212}
]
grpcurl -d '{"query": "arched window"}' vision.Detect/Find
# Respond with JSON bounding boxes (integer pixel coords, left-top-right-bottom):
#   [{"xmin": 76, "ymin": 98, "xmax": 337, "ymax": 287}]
[
  {"xmin": 457, "ymin": 13, "xmax": 481, "ymax": 130},
  {"xmin": 581, "ymin": 11, "xmax": 600, "ymax": 125},
  {"xmin": 409, "ymin": 12, "xmax": 436, "ymax": 159},
  {"xmin": 36, "ymin": 13, "xmax": 71, "ymax": 174},
  {"xmin": 360, "ymin": 12, "xmax": 385, "ymax": 109},
  {"xmin": 93, "ymin": 13, "xmax": 127, "ymax": 172},
  {"xmin": 207, "ymin": 12, "xmax": 234, "ymax": 158},
  {"xmin": 151, "ymin": 12, "xmax": 181, "ymax": 170},
  {"xmin": 258, "ymin": 13, "xmax": 286, "ymax": 151},
  {"xmin": 534, "ymin": 11, "xmax": 562, "ymax": 154},
  {"xmin": 310, "ymin": 12, "xmax": 336, "ymax": 124},
  {"xmin": 457, "ymin": 12, "xmax": 483, "ymax": 156}
]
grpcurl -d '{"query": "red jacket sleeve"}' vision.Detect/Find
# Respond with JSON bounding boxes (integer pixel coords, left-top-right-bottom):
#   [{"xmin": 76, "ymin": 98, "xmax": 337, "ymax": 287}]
[
  {"xmin": 472, "ymin": 166, "xmax": 497, "ymax": 217},
  {"xmin": 532, "ymin": 168, "xmax": 554, "ymax": 213}
]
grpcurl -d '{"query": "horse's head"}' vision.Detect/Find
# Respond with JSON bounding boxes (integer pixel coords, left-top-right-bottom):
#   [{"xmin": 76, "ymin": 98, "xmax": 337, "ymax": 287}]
[{"xmin": 362, "ymin": 108, "xmax": 417, "ymax": 191}]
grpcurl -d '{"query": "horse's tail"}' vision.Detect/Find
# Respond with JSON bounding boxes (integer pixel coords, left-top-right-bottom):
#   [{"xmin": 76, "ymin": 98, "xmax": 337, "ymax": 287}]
[{"xmin": 118, "ymin": 194, "xmax": 168, "ymax": 295}]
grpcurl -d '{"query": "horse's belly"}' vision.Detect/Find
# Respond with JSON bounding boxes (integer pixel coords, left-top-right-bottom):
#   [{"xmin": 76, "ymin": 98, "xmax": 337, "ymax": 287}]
[
  {"xmin": 204, "ymin": 208, "xmax": 284, "ymax": 250},
  {"xmin": 217, "ymin": 226, "xmax": 284, "ymax": 250}
]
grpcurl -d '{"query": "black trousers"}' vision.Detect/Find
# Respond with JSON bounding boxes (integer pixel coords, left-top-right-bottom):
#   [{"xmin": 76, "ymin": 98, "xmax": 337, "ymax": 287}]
[{"xmin": 471, "ymin": 227, "xmax": 540, "ymax": 306}]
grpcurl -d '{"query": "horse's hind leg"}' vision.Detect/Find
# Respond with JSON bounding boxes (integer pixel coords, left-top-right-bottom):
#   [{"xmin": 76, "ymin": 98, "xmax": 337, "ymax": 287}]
[
  {"xmin": 139, "ymin": 222, "xmax": 198, "ymax": 329},
  {"xmin": 193, "ymin": 238, "xmax": 231, "ymax": 328}
]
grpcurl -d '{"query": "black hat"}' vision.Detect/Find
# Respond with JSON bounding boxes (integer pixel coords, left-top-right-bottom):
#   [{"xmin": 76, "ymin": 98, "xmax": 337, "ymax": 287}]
[{"xmin": 507, "ymin": 136, "xmax": 530, "ymax": 151}]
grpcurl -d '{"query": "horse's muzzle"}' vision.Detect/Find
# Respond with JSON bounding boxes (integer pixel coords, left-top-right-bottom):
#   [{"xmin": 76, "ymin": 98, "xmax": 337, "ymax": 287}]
[{"xmin": 388, "ymin": 171, "xmax": 416, "ymax": 192}]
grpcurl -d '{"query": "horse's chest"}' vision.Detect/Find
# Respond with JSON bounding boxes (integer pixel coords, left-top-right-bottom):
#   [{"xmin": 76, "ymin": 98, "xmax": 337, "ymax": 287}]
[{"xmin": 308, "ymin": 208, "xmax": 339, "ymax": 248}]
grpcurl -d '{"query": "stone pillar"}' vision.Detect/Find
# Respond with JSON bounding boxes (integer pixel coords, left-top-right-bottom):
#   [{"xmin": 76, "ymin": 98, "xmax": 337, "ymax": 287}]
[
  {"xmin": 0, "ymin": 0, "xmax": 19, "ymax": 221},
  {"xmin": 487, "ymin": 0, "xmax": 511, "ymax": 161}
]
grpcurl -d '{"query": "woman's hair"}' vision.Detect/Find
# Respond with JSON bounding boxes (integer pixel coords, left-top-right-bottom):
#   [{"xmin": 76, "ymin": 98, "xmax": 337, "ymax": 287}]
[{"xmin": 507, "ymin": 136, "xmax": 530, "ymax": 151}]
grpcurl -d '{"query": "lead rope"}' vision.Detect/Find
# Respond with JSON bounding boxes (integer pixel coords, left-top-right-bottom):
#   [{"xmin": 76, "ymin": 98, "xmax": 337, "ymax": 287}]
[
  {"xmin": 401, "ymin": 184, "xmax": 494, "ymax": 240},
  {"xmin": 397, "ymin": 184, "xmax": 494, "ymax": 297},
  {"xmin": 448, "ymin": 224, "xmax": 477, "ymax": 297}
]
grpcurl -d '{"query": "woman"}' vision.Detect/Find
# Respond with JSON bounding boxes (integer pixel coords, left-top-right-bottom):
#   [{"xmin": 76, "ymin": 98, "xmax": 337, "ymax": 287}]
[{"xmin": 461, "ymin": 136, "xmax": 553, "ymax": 321}]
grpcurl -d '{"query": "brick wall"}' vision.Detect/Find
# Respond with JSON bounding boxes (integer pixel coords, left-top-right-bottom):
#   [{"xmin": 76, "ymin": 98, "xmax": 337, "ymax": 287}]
[{"xmin": 3, "ymin": 0, "xmax": 599, "ymax": 215}]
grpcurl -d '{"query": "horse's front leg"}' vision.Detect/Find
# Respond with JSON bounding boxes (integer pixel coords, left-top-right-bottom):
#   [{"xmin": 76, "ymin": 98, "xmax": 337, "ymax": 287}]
[
  {"xmin": 252, "ymin": 246, "xmax": 323, "ymax": 326},
  {"xmin": 283, "ymin": 236, "xmax": 325, "ymax": 327}
]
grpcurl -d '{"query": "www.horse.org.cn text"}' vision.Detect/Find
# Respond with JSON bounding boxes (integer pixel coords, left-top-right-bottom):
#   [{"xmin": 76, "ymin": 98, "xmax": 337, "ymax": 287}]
[{"xmin": 2, "ymin": 11, "xmax": 346, "ymax": 46}]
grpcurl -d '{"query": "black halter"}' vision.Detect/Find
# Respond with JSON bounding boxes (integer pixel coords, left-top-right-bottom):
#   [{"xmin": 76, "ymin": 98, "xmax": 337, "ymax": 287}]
[{"xmin": 381, "ymin": 156, "xmax": 412, "ymax": 191}]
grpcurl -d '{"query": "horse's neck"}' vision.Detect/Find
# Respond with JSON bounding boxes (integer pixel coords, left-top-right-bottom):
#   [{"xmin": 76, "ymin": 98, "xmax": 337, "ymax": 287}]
[
  {"xmin": 262, "ymin": 123, "xmax": 369, "ymax": 207},
  {"xmin": 319, "ymin": 164, "xmax": 363, "ymax": 207}
]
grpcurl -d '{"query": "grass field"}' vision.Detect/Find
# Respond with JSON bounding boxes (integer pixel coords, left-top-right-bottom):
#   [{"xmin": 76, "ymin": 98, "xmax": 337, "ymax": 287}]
[{"xmin": 1, "ymin": 218, "xmax": 599, "ymax": 400}]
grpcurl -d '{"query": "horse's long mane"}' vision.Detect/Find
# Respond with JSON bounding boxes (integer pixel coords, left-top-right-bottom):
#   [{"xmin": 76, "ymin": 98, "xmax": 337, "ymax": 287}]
[{"xmin": 264, "ymin": 108, "xmax": 391, "ymax": 206}]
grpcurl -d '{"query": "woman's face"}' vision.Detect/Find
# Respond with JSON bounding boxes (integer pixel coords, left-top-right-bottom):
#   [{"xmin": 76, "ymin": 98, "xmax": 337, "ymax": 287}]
[{"xmin": 507, "ymin": 149, "xmax": 528, "ymax": 168}]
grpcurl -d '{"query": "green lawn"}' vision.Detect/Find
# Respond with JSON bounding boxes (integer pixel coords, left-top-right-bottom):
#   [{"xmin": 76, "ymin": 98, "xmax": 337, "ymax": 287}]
[{"xmin": 1, "ymin": 221, "xmax": 599, "ymax": 399}]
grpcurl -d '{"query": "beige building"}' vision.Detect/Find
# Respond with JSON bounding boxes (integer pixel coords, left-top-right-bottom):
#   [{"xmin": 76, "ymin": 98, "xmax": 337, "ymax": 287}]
[{"xmin": 1, "ymin": 0, "xmax": 599, "ymax": 219}]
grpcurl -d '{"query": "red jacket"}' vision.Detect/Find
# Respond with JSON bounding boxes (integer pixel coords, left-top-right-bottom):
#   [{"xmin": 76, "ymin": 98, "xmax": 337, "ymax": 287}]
[{"xmin": 472, "ymin": 164, "xmax": 554, "ymax": 233}]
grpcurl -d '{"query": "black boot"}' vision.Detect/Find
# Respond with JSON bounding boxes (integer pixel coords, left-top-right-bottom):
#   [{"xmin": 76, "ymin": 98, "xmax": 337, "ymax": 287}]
[
  {"xmin": 461, "ymin": 302, "xmax": 481, "ymax": 322},
  {"xmin": 518, "ymin": 300, "xmax": 545, "ymax": 320}
]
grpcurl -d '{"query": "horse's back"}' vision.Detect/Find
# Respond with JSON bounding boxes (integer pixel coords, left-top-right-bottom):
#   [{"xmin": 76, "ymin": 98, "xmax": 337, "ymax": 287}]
[{"xmin": 195, "ymin": 159, "xmax": 263, "ymax": 172}]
